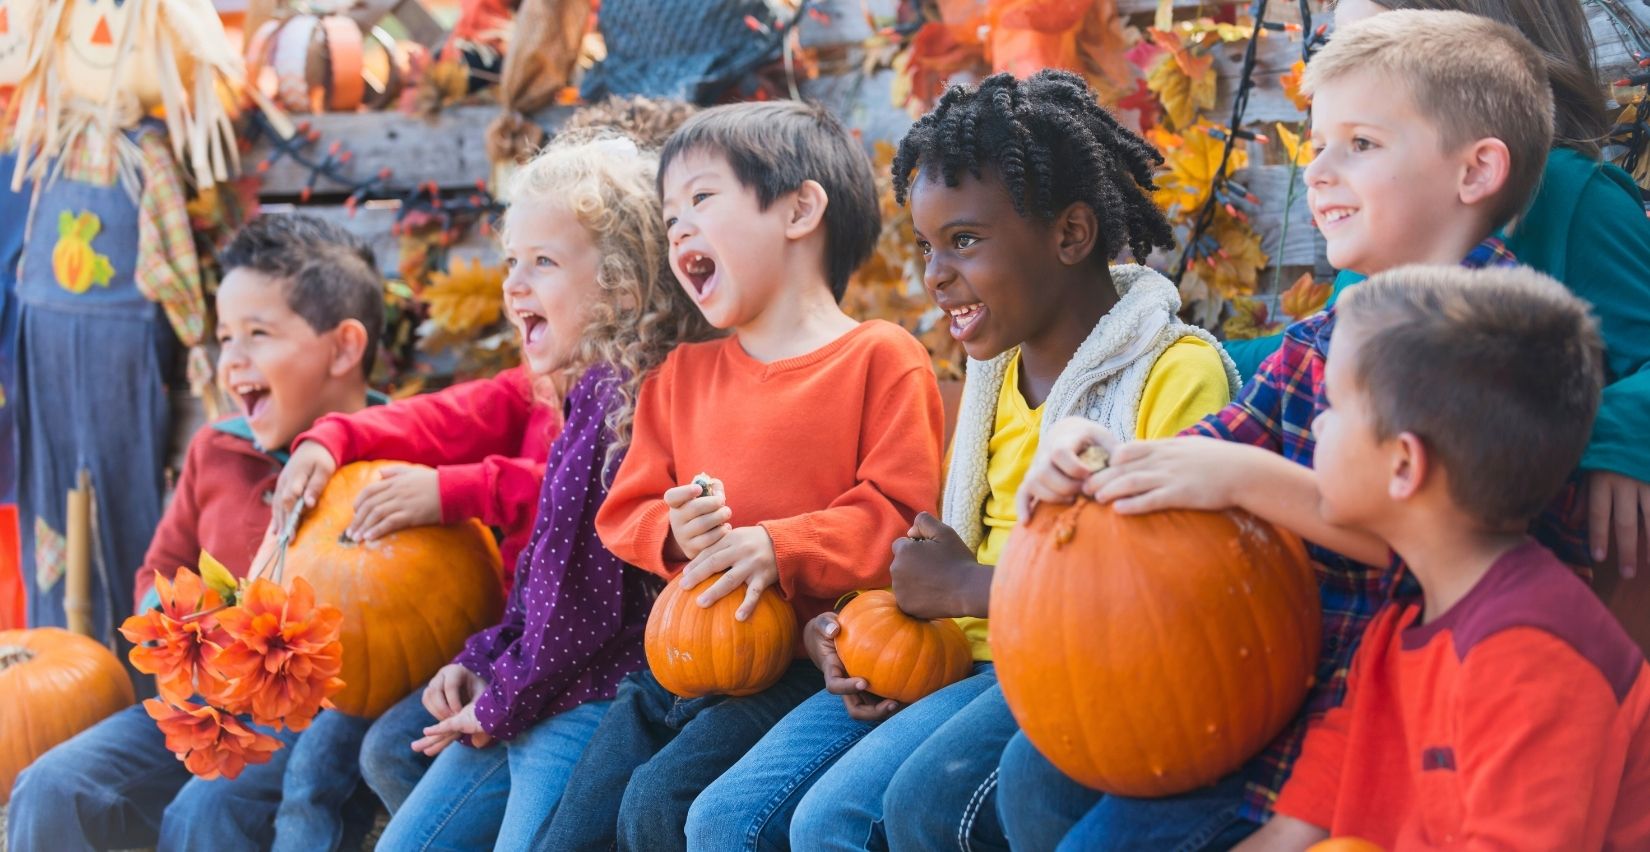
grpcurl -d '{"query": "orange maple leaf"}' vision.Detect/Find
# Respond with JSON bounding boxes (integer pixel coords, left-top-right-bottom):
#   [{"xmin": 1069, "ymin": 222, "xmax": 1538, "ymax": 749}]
[
  {"xmin": 1280, "ymin": 273, "xmax": 1332, "ymax": 320},
  {"xmin": 1280, "ymin": 59, "xmax": 1310, "ymax": 112}
]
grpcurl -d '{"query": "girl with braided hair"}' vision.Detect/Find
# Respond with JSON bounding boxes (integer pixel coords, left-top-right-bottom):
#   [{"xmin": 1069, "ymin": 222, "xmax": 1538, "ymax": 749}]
[{"xmin": 685, "ymin": 70, "xmax": 1239, "ymax": 851}]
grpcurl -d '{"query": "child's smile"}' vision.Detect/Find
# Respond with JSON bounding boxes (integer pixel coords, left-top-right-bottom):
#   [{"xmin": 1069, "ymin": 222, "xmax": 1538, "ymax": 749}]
[{"xmin": 943, "ymin": 300, "xmax": 988, "ymax": 343}]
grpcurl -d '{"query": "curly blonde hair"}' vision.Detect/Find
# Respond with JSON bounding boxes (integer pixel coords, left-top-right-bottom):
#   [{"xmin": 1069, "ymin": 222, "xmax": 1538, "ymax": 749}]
[{"xmin": 501, "ymin": 136, "xmax": 717, "ymax": 472}]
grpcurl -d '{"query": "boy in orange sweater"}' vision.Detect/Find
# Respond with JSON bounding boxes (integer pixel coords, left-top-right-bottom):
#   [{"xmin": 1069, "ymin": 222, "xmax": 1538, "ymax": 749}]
[
  {"xmin": 542, "ymin": 101, "xmax": 945, "ymax": 852},
  {"xmin": 1240, "ymin": 266, "xmax": 1650, "ymax": 850}
]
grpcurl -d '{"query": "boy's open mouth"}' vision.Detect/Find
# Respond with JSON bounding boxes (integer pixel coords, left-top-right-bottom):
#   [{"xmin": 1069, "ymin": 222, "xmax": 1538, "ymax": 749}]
[
  {"xmin": 515, "ymin": 308, "xmax": 548, "ymax": 347},
  {"xmin": 680, "ymin": 251, "xmax": 717, "ymax": 297},
  {"xmin": 232, "ymin": 382, "xmax": 272, "ymax": 422}
]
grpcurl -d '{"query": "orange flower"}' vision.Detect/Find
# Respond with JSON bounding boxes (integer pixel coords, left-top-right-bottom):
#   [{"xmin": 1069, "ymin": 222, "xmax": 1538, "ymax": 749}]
[
  {"xmin": 209, "ymin": 577, "xmax": 345, "ymax": 730},
  {"xmin": 143, "ymin": 698, "xmax": 281, "ymax": 780},
  {"xmin": 120, "ymin": 568, "xmax": 231, "ymax": 705}
]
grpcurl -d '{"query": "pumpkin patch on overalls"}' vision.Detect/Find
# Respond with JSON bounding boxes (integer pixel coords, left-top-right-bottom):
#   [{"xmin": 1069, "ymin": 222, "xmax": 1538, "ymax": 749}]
[{"xmin": 51, "ymin": 211, "xmax": 114, "ymax": 294}]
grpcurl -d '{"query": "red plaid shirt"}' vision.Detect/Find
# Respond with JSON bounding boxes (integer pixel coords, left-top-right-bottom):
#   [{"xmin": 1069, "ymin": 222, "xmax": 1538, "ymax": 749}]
[{"xmin": 1187, "ymin": 238, "xmax": 1590, "ymax": 820}]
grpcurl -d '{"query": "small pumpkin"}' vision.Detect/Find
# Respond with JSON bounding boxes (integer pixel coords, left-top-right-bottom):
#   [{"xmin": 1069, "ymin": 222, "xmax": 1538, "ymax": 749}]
[
  {"xmin": 281, "ymin": 461, "xmax": 505, "ymax": 718},
  {"xmin": 835, "ymin": 590, "xmax": 972, "ymax": 704},
  {"xmin": 645, "ymin": 573, "xmax": 796, "ymax": 699},
  {"xmin": 991, "ymin": 498, "xmax": 1321, "ymax": 797},
  {"xmin": 1, "ymin": 628, "xmax": 134, "ymax": 803},
  {"xmin": 1308, "ymin": 840, "xmax": 1385, "ymax": 852}
]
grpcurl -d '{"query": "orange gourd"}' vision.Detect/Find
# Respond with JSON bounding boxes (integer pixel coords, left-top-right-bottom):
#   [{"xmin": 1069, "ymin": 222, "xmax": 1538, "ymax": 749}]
[
  {"xmin": 835, "ymin": 590, "xmax": 973, "ymax": 704},
  {"xmin": 1, "ymin": 628, "xmax": 134, "ymax": 802},
  {"xmin": 645, "ymin": 573, "xmax": 797, "ymax": 699},
  {"xmin": 280, "ymin": 461, "xmax": 505, "ymax": 718},
  {"xmin": 991, "ymin": 498, "xmax": 1321, "ymax": 797},
  {"xmin": 1308, "ymin": 840, "xmax": 1385, "ymax": 852}
]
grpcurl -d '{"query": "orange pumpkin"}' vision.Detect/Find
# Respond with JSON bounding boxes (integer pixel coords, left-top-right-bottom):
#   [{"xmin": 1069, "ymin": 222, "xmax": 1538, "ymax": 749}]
[
  {"xmin": 281, "ymin": 461, "xmax": 505, "ymax": 718},
  {"xmin": 1, "ymin": 628, "xmax": 134, "ymax": 802},
  {"xmin": 1308, "ymin": 840, "xmax": 1385, "ymax": 852},
  {"xmin": 835, "ymin": 590, "xmax": 973, "ymax": 704},
  {"xmin": 991, "ymin": 499, "xmax": 1321, "ymax": 797},
  {"xmin": 645, "ymin": 573, "xmax": 797, "ymax": 699}
]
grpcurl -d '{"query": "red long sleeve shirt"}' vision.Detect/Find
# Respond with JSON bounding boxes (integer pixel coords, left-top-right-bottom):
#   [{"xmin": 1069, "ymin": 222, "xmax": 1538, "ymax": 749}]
[
  {"xmin": 295, "ymin": 366, "xmax": 560, "ymax": 584},
  {"xmin": 595, "ymin": 321, "xmax": 945, "ymax": 652},
  {"xmin": 1276, "ymin": 541, "xmax": 1650, "ymax": 849}
]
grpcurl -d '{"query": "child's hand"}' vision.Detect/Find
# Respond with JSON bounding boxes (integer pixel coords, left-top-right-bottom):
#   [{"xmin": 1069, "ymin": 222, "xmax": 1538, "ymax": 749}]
[
  {"xmin": 422, "ymin": 663, "xmax": 487, "ymax": 722},
  {"xmin": 1086, "ymin": 436, "xmax": 1252, "ymax": 514},
  {"xmin": 806, "ymin": 612, "xmax": 902, "ymax": 722},
  {"xmin": 1017, "ymin": 417, "xmax": 1121, "ymax": 519},
  {"xmin": 889, "ymin": 513, "xmax": 989, "ymax": 620},
  {"xmin": 274, "ymin": 441, "xmax": 338, "ymax": 530},
  {"xmin": 664, "ymin": 477, "xmax": 733, "ymax": 562},
  {"xmin": 411, "ymin": 701, "xmax": 493, "ymax": 756},
  {"xmin": 348, "ymin": 465, "xmax": 442, "ymax": 542},
  {"xmin": 677, "ymin": 526, "xmax": 780, "ymax": 621},
  {"xmin": 1588, "ymin": 471, "xmax": 1650, "ymax": 579}
]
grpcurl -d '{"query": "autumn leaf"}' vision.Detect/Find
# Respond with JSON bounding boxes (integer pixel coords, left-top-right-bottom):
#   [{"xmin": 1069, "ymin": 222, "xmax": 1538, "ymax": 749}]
[
  {"xmin": 1223, "ymin": 296, "xmax": 1284, "ymax": 340},
  {"xmin": 197, "ymin": 550, "xmax": 239, "ymax": 603},
  {"xmin": 1280, "ymin": 272, "xmax": 1332, "ymax": 320},
  {"xmin": 1275, "ymin": 121, "xmax": 1314, "ymax": 168},
  {"xmin": 894, "ymin": 21, "xmax": 987, "ymax": 116},
  {"xmin": 1145, "ymin": 49, "xmax": 1215, "ymax": 130},
  {"xmin": 1183, "ymin": 214, "xmax": 1269, "ymax": 300},
  {"xmin": 1280, "ymin": 59, "xmax": 1310, "ymax": 112},
  {"xmin": 422, "ymin": 258, "xmax": 506, "ymax": 337},
  {"xmin": 1149, "ymin": 123, "xmax": 1248, "ymax": 219}
]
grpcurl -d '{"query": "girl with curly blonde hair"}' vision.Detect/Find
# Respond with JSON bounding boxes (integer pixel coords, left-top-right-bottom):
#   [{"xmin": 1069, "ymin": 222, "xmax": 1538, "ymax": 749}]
[{"xmin": 360, "ymin": 135, "xmax": 716, "ymax": 851}]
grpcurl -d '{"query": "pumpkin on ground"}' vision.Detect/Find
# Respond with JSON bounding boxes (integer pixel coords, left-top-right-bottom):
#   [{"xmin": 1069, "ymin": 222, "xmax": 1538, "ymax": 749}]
[
  {"xmin": 645, "ymin": 573, "xmax": 796, "ymax": 699},
  {"xmin": 990, "ymin": 498, "xmax": 1321, "ymax": 797},
  {"xmin": 835, "ymin": 590, "xmax": 972, "ymax": 704},
  {"xmin": 280, "ymin": 461, "xmax": 505, "ymax": 718},
  {"xmin": 1, "ymin": 628, "xmax": 134, "ymax": 802}
]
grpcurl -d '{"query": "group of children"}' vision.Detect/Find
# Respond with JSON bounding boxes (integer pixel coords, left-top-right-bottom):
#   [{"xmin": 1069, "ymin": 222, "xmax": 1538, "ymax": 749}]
[{"xmin": 8, "ymin": 3, "xmax": 1650, "ymax": 851}]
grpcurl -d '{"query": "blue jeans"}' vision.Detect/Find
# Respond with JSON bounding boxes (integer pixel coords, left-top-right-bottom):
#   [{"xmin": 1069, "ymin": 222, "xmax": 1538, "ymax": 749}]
[
  {"xmin": 996, "ymin": 730, "xmax": 1260, "ymax": 852},
  {"xmin": 376, "ymin": 699, "xmax": 611, "ymax": 852},
  {"xmin": 360, "ymin": 689, "xmax": 439, "ymax": 814},
  {"xmin": 687, "ymin": 662, "xmax": 998, "ymax": 852},
  {"xmin": 7, "ymin": 702, "xmax": 299, "ymax": 852},
  {"xmin": 544, "ymin": 662, "xmax": 823, "ymax": 852},
  {"xmin": 273, "ymin": 709, "xmax": 381, "ymax": 852}
]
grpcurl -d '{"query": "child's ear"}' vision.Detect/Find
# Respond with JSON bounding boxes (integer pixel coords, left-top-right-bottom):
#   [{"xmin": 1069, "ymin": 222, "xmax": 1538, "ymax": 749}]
[
  {"xmin": 784, "ymin": 180, "xmax": 831, "ymax": 240},
  {"xmin": 1388, "ymin": 431, "xmax": 1430, "ymax": 502},
  {"xmin": 1054, "ymin": 202, "xmax": 1100, "ymax": 267},
  {"xmin": 1457, "ymin": 138, "xmax": 1512, "ymax": 209},
  {"xmin": 327, "ymin": 319, "xmax": 370, "ymax": 379}
]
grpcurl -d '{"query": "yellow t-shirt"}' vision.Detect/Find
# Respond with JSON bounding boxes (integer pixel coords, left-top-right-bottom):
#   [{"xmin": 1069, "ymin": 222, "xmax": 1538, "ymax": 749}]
[{"xmin": 959, "ymin": 336, "xmax": 1231, "ymax": 660}]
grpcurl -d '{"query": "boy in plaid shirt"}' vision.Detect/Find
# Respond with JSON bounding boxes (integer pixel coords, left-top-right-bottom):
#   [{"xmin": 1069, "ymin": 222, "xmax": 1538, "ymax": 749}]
[{"xmin": 1001, "ymin": 11, "xmax": 1592, "ymax": 847}]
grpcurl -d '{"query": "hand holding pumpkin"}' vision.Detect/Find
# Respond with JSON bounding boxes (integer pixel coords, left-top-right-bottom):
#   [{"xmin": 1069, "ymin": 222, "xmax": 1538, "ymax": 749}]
[
  {"xmin": 1017, "ymin": 416, "xmax": 1122, "ymax": 519},
  {"xmin": 347, "ymin": 465, "xmax": 442, "ymax": 542},
  {"xmin": 423, "ymin": 663, "xmax": 487, "ymax": 722},
  {"xmin": 412, "ymin": 701, "xmax": 493, "ymax": 756},
  {"xmin": 664, "ymin": 478, "xmax": 732, "ymax": 562},
  {"xmin": 679, "ymin": 526, "xmax": 780, "ymax": 621},
  {"xmin": 1085, "ymin": 436, "xmax": 1251, "ymax": 514},
  {"xmin": 274, "ymin": 441, "xmax": 339, "ymax": 529},
  {"xmin": 889, "ymin": 513, "xmax": 988, "ymax": 620},
  {"xmin": 804, "ymin": 612, "xmax": 901, "ymax": 722}
]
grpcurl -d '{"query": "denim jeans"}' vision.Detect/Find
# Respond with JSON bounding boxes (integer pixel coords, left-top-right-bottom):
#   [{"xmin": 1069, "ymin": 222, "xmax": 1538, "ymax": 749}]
[
  {"xmin": 376, "ymin": 699, "xmax": 611, "ymax": 852},
  {"xmin": 360, "ymin": 689, "xmax": 439, "ymax": 814},
  {"xmin": 686, "ymin": 662, "xmax": 997, "ymax": 852},
  {"xmin": 273, "ymin": 709, "xmax": 382, "ymax": 852},
  {"xmin": 544, "ymin": 662, "xmax": 823, "ymax": 852},
  {"xmin": 996, "ymin": 729, "xmax": 1260, "ymax": 852}
]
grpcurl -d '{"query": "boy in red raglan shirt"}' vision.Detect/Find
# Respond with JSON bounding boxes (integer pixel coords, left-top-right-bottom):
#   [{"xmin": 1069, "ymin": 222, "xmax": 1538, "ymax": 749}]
[{"xmin": 1239, "ymin": 267, "xmax": 1650, "ymax": 850}]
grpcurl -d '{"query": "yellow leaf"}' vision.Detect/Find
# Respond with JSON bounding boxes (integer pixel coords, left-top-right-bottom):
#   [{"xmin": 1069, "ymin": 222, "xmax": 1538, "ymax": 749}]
[
  {"xmin": 198, "ymin": 550, "xmax": 239, "ymax": 602},
  {"xmin": 423, "ymin": 258, "xmax": 507, "ymax": 337},
  {"xmin": 1223, "ymin": 296, "xmax": 1283, "ymax": 340},
  {"xmin": 1197, "ymin": 214, "xmax": 1268, "ymax": 298},
  {"xmin": 1149, "ymin": 123, "xmax": 1247, "ymax": 219},
  {"xmin": 1145, "ymin": 45, "xmax": 1215, "ymax": 130},
  {"xmin": 1280, "ymin": 59, "xmax": 1310, "ymax": 112},
  {"xmin": 1276, "ymin": 122, "xmax": 1313, "ymax": 168},
  {"xmin": 1280, "ymin": 272, "xmax": 1332, "ymax": 320}
]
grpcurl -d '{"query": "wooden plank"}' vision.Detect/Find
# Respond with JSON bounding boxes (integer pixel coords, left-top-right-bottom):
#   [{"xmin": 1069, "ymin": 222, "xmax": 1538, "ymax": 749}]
[
  {"xmin": 256, "ymin": 202, "xmax": 500, "ymax": 276},
  {"xmin": 1233, "ymin": 163, "xmax": 1322, "ymax": 270},
  {"xmin": 1211, "ymin": 32, "xmax": 1308, "ymax": 127},
  {"xmin": 1589, "ymin": 0, "xmax": 1650, "ymax": 82}
]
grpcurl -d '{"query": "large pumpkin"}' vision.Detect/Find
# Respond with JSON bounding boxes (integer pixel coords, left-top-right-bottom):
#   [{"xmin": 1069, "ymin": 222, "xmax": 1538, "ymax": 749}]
[
  {"xmin": 281, "ymin": 461, "xmax": 505, "ymax": 718},
  {"xmin": 1, "ymin": 628, "xmax": 134, "ymax": 802},
  {"xmin": 645, "ymin": 573, "xmax": 796, "ymax": 699},
  {"xmin": 991, "ymin": 498, "xmax": 1321, "ymax": 797},
  {"xmin": 836, "ymin": 590, "xmax": 972, "ymax": 704}
]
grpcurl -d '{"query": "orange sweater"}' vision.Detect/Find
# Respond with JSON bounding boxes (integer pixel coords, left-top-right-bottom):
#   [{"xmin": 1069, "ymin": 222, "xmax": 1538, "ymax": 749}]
[
  {"xmin": 1276, "ymin": 541, "xmax": 1650, "ymax": 849},
  {"xmin": 596, "ymin": 321, "xmax": 944, "ymax": 646}
]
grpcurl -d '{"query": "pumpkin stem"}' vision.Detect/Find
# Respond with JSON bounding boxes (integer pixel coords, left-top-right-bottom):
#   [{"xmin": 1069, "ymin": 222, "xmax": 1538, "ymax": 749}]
[{"xmin": 0, "ymin": 644, "xmax": 34, "ymax": 670}]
